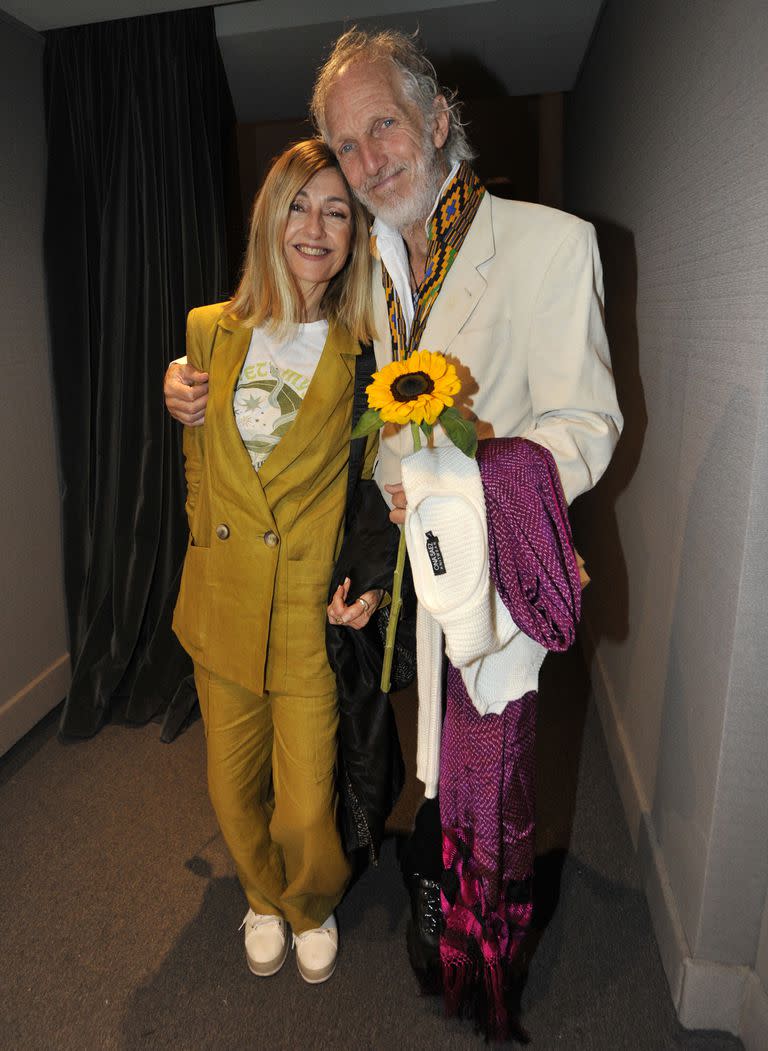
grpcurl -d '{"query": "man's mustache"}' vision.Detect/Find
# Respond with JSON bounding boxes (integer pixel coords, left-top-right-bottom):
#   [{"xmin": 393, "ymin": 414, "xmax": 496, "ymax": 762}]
[{"xmin": 361, "ymin": 165, "xmax": 408, "ymax": 195}]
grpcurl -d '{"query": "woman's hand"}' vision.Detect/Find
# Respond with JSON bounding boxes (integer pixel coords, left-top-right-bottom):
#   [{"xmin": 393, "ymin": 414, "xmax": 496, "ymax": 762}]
[{"xmin": 327, "ymin": 577, "xmax": 383, "ymax": 631}]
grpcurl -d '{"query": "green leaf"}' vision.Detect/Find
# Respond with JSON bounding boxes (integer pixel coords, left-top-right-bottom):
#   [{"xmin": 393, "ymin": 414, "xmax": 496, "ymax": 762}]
[
  {"xmin": 420, "ymin": 420, "xmax": 434, "ymax": 438},
  {"xmin": 351, "ymin": 408, "xmax": 385, "ymax": 439},
  {"xmin": 439, "ymin": 407, "xmax": 478, "ymax": 457}
]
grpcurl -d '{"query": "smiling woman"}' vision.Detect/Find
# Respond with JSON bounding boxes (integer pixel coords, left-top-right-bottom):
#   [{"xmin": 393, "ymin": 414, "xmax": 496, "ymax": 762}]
[
  {"xmin": 172, "ymin": 139, "xmax": 387, "ymax": 988},
  {"xmin": 228, "ymin": 139, "xmax": 372, "ymax": 342}
]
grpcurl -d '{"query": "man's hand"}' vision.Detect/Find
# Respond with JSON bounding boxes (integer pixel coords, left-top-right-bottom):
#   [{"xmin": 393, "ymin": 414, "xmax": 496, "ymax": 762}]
[
  {"xmin": 384, "ymin": 482, "xmax": 407, "ymax": 526},
  {"xmin": 165, "ymin": 362, "xmax": 209, "ymax": 426},
  {"xmin": 327, "ymin": 577, "xmax": 383, "ymax": 631}
]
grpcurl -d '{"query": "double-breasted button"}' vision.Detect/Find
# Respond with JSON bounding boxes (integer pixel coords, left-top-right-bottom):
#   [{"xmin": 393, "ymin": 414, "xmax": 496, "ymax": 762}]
[
  {"xmin": 215, "ymin": 523, "xmax": 230, "ymax": 541},
  {"xmin": 263, "ymin": 530, "xmax": 279, "ymax": 548}
]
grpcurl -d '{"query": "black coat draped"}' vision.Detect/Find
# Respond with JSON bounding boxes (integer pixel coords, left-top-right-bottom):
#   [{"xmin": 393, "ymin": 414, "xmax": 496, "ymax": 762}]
[{"xmin": 326, "ymin": 478, "xmax": 416, "ymax": 862}]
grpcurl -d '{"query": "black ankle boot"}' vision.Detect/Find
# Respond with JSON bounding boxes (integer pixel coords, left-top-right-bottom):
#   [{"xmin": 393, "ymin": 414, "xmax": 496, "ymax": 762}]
[{"xmin": 405, "ymin": 875, "xmax": 444, "ymax": 994}]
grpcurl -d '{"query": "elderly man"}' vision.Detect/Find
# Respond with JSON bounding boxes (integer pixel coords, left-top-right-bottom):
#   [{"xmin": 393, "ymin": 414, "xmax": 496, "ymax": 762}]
[{"xmin": 166, "ymin": 27, "xmax": 621, "ymax": 1035}]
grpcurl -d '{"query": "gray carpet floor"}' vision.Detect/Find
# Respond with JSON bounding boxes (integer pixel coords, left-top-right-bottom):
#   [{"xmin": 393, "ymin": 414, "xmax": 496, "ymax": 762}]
[{"xmin": 0, "ymin": 647, "xmax": 743, "ymax": 1051}]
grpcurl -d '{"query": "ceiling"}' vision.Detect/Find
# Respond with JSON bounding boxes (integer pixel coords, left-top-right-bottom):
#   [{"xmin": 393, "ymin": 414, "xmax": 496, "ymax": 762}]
[{"xmin": 3, "ymin": 0, "xmax": 605, "ymax": 121}]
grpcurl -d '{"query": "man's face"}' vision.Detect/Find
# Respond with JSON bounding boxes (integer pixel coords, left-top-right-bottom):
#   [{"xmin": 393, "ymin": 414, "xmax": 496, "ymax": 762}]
[{"xmin": 324, "ymin": 60, "xmax": 449, "ymax": 231}]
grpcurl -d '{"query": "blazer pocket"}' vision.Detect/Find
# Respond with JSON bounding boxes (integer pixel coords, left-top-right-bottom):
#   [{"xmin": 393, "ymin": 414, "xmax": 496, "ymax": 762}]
[
  {"xmin": 284, "ymin": 559, "xmax": 336, "ymax": 680},
  {"xmin": 447, "ymin": 318, "xmax": 511, "ymax": 348},
  {"xmin": 174, "ymin": 543, "xmax": 211, "ymax": 655}
]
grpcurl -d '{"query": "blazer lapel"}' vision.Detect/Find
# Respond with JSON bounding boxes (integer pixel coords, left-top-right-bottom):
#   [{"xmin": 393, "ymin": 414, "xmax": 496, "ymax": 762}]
[
  {"xmin": 420, "ymin": 193, "xmax": 496, "ymax": 352},
  {"xmin": 257, "ymin": 320, "xmax": 358, "ymax": 488},
  {"xmin": 371, "ymin": 194, "xmax": 496, "ymax": 363},
  {"xmin": 208, "ymin": 315, "xmax": 273, "ymax": 509}
]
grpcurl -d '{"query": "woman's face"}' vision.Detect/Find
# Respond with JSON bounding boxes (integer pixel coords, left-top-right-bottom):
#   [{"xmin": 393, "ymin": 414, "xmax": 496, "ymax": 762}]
[{"xmin": 283, "ymin": 167, "xmax": 354, "ymax": 300}]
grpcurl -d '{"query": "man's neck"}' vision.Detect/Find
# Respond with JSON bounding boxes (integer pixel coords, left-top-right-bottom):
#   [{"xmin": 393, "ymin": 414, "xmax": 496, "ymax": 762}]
[{"xmin": 402, "ymin": 221, "xmax": 430, "ymax": 287}]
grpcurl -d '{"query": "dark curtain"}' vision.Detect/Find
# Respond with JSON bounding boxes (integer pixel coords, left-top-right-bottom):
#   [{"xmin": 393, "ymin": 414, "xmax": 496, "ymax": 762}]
[{"xmin": 44, "ymin": 9, "xmax": 236, "ymax": 737}]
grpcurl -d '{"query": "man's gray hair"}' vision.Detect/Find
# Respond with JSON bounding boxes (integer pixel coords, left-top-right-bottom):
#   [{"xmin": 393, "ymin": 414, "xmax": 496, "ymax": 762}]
[{"xmin": 311, "ymin": 27, "xmax": 475, "ymax": 166}]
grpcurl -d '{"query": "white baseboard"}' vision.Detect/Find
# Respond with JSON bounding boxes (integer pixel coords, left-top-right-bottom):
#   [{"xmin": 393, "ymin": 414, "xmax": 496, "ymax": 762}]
[
  {"xmin": 636, "ymin": 810, "xmax": 688, "ymax": 1007},
  {"xmin": 584, "ymin": 616, "xmax": 763, "ymax": 1041},
  {"xmin": 580, "ymin": 620, "xmax": 648, "ymax": 847},
  {"xmin": 640, "ymin": 811, "xmax": 748, "ymax": 1033},
  {"xmin": 678, "ymin": 956, "xmax": 748, "ymax": 1034},
  {"xmin": 638, "ymin": 814, "xmax": 749, "ymax": 1033},
  {"xmin": 0, "ymin": 653, "xmax": 70, "ymax": 756},
  {"xmin": 740, "ymin": 970, "xmax": 768, "ymax": 1051}
]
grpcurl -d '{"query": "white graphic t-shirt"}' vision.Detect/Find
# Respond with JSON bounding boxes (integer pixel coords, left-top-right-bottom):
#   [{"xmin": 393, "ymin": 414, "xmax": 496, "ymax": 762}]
[{"xmin": 233, "ymin": 319, "xmax": 329, "ymax": 471}]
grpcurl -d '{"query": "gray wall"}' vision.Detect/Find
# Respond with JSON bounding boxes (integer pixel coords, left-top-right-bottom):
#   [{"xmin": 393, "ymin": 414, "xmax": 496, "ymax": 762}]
[
  {"xmin": 566, "ymin": 0, "xmax": 768, "ymax": 1044},
  {"xmin": 0, "ymin": 11, "xmax": 69, "ymax": 754}
]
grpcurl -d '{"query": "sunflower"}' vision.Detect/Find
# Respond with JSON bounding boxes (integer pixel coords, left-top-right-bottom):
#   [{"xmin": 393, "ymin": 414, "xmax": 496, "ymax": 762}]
[{"xmin": 366, "ymin": 350, "xmax": 461, "ymax": 427}]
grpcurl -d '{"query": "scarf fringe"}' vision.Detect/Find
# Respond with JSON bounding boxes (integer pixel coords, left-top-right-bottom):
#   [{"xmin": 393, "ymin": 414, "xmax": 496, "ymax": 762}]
[
  {"xmin": 441, "ymin": 935, "xmax": 531, "ymax": 1043},
  {"xmin": 440, "ymin": 825, "xmax": 533, "ymax": 1042}
]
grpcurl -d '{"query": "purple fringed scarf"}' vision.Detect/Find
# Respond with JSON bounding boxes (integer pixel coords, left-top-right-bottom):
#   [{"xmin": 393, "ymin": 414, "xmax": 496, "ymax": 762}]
[{"xmin": 439, "ymin": 438, "xmax": 581, "ymax": 1041}]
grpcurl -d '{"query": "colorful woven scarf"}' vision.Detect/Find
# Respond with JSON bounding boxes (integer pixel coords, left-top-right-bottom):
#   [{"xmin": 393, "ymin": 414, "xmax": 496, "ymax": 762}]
[{"xmin": 381, "ymin": 162, "xmax": 485, "ymax": 360}]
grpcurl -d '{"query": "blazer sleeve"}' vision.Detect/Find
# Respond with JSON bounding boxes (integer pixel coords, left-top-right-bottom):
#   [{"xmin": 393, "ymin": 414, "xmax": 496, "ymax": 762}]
[
  {"xmin": 522, "ymin": 221, "xmax": 623, "ymax": 504},
  {"xmin": 182, "ymin": 308, "xmax": 207, "ymax": 529}
]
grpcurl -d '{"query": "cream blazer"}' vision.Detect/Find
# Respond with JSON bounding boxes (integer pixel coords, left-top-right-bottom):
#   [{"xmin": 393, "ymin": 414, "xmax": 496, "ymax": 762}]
[{"xmin": 372, "ymin": 194, "xmax": 623, "ymax": 505}]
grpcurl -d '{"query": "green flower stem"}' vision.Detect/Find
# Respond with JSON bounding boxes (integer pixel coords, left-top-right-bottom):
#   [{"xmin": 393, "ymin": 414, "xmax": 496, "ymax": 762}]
[
  {"xmin": 380, "ymin": 527, "xmax": 406, "ymax": 693},
  {"xmin": 410, "ymin": 420, "xmax": 422, "ymax": 453},
  {"xmin": 380, "ymin": 422, "xmax": 422, "ymax": 693}
]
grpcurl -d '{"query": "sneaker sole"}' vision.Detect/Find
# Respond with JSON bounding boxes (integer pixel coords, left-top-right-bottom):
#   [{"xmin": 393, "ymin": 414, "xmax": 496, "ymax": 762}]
[
  {"xmin": 296, "ymin": 956, "xmax": 337, "ymax": 984},
  {"xmin": 246, "ymin": 935, "xmax": 289, "ymax": 977}
]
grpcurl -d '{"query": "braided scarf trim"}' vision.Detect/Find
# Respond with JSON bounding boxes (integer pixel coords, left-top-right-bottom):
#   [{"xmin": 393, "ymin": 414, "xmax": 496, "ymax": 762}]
[{"xmin": 381, "ymin": 162, "xmax": 485, "ymax": 361}]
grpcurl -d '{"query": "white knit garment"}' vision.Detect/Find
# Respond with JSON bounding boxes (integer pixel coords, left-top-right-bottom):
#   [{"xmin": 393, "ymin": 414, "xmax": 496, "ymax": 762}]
[
  {"xmin": 461, "ymin": 637, "xmax": 547, "ymax": 715},
  {"xmin": 402, "ymin": 445, "xmax": 549, "ymax": 795},
  {"xmin": 402, "ymin": 444, "xmax": 502, "ymax": 667},
  {"xmin": 414, "ymin": 604, "xmax": 444, "ymax": 798}
]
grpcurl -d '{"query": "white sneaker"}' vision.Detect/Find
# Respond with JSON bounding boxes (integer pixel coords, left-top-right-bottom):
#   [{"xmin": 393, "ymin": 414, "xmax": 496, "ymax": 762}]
[
  {"xmin": 293, "ymin": 914, "xmax": 338, "ymax": 984},
  {"xmin": 240, "ymin": 909, "xmax": 289, "ymax": 976}
]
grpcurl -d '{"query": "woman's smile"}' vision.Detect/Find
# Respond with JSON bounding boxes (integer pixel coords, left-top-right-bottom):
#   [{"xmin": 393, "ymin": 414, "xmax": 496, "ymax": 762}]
[{"xmin": 292, "ymin": 244, "xmax": 332, "ymax": 257}]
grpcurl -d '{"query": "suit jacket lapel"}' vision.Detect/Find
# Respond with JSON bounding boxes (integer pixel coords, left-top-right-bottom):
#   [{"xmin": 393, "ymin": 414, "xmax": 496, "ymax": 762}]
[
  {"xmin": 371, "ymin": 194, "xmax": 496, "ymax": 364},
  {"xmin": 257, "ymin": 320, "xmax": 358, "ymax": 488},
  {"xmin": 207, "ymin": 316, "xmax": 271, "ymax": 507},
  {"xmin": 421, "ymin": 192, "xmax": 495, "ymax": 352}
]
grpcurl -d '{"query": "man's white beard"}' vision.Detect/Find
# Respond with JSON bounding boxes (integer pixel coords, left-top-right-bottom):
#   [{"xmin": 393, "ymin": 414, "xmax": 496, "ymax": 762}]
[{"xmin": 356, "ymin": 135, "xmax": 446, "ymax": 232}]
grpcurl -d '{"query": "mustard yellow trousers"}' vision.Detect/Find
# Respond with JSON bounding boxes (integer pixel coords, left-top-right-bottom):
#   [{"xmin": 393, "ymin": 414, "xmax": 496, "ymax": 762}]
[{"xmin": 194, "ymin": 666, "xmax": 351, "ymax": 934}]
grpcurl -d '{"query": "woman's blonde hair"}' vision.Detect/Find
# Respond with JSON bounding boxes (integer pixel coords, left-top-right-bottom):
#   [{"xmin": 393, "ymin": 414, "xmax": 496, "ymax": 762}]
[{"xmin": 229, "ymin": 139, "xmax": 374, "ymax": 344}]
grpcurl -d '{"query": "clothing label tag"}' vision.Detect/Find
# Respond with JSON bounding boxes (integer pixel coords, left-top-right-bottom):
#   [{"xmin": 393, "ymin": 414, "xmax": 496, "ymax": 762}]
[{"xmin": 425, "ymin": 531, "xmax": 446, "ymax": 575}]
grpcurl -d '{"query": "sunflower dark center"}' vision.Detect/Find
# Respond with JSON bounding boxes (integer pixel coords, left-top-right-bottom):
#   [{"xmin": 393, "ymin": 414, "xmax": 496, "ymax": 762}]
[{"xmin": 391, "ymin": 371, "xmax": 434, "ymax": 401}]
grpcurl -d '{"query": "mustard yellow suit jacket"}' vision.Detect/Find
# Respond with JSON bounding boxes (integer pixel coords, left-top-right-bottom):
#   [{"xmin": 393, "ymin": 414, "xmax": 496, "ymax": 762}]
[{"xmin": 172, "ymin": 304, "xmax": 374, "ymax": 697}]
